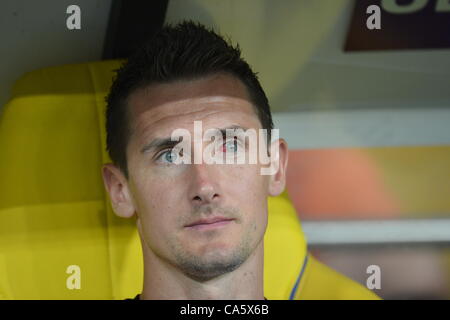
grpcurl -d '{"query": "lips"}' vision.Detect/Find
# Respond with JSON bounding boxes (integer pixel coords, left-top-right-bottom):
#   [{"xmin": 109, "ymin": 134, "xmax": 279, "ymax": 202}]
[{"xmin": 185, "ymin": 217, "xmax": 235, "ymax": 228}]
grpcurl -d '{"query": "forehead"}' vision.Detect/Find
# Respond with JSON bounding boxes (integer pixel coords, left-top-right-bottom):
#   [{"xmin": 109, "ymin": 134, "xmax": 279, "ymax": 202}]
[{"xmin": 127, "ymin": 73, "xmax": 262, "ymax": 141}]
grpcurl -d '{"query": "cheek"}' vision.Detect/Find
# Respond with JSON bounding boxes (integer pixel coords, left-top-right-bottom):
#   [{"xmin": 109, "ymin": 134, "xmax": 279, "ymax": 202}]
[
  {"xmin": 224, "ymin": 165, "xmax": 269, "ymax": 223},
  {"xmin": 135, "ymin": 187, "xmax": 183, "ymax": 254},
  {"xmin": 225, "ymin": 164, "xmax": 268, "ymax": 198},
  {"xmin": 132, "ymin": 177, "xmax": 181, "ymax": 232}
]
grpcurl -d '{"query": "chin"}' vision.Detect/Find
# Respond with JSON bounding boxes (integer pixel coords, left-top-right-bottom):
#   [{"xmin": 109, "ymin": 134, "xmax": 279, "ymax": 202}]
[{"xmin": 180, "ymin": 253, "xmax": 246, "ymax": 282}]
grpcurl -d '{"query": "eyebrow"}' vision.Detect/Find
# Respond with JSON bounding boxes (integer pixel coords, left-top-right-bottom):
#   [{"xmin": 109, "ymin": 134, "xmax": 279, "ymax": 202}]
[
  {"xmin": 140, "ymin": 137, "xmax": 181, "ymax": 155},
  {"xmin": 140, "ymin": 125, "xmax": 250, "ymax": 155}
]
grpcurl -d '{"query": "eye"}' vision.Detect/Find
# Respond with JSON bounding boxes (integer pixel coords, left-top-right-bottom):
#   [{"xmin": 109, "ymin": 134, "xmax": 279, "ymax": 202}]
[
  {"xmin": 222, "ymin": 138, "xmax": 239, "ymax": 153},
  {"xmin": 156, "ymin": 149, "xmax": 178, "ymax": 164}
]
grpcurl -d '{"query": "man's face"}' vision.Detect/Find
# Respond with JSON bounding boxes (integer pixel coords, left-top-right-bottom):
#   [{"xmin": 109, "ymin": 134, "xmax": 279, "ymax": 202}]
[{"xmin": 104, "ymin": 73, "xmax": 285, "ymax": 281}]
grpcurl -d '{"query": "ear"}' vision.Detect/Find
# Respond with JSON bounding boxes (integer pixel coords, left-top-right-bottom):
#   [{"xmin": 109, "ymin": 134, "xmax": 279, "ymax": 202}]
[
  {"xmin": 267, "ymin": 138, "xmax": 289, "ymax": 197},
  {"xmin": 101, "ymin": 163, "xmax": 136, "ymax": 218}
]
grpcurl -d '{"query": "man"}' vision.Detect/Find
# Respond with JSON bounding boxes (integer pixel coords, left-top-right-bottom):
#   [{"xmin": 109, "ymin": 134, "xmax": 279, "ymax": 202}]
[{"xmin": 101, "ymin": 21, "xmax": 284, "ymax": 300}]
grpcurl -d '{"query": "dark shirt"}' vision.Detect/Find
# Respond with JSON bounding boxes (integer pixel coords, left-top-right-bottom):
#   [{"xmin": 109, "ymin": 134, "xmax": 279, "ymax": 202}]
[{"xmin": 128, "ymin": 294, "xmax": 268, "ymax": 300}]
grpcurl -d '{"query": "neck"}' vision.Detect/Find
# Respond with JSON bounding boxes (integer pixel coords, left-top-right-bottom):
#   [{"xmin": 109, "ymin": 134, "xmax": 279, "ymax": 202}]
[{"xmin": 140, "ymin": 240, "xmax": 265, "ymax": 300}]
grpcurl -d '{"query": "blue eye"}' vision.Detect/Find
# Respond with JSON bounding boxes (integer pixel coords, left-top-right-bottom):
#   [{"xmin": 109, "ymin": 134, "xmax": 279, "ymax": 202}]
[
  {"xmin": 157, "ymin": 150, "xmax": 178, "ymax": 164},
  {"xmin": 223, "ymin": 139, "xmax": 238, "ymax": 153}
]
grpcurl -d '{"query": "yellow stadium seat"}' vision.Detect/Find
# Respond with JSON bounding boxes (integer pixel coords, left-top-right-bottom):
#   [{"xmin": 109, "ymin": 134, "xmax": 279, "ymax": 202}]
[{"xmin": 0, "ymin": 61, "xmax": 380, "ymax": 300}]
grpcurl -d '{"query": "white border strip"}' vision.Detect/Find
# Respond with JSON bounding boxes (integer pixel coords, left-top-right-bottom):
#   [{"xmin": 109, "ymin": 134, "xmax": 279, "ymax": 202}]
[
  {"xmin": 302, "ymin": 219, "xmax": 450, "ymax": 245},
  {"xmin": 273, "ymin": 108, "xmax": 450, "ymax": 149}
]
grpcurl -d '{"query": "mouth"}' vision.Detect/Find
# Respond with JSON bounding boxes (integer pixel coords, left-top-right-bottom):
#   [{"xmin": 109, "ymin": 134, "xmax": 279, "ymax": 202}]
[{"xmin": 184, "ymin": 217, "xmax": 235, "ymax": 231}]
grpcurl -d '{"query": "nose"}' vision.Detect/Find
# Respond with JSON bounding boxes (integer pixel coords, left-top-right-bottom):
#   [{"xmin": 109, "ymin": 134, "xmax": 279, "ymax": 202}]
[{"xmin": 188, "ymin": 163, "xmax": 221, "ymax": 205}]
